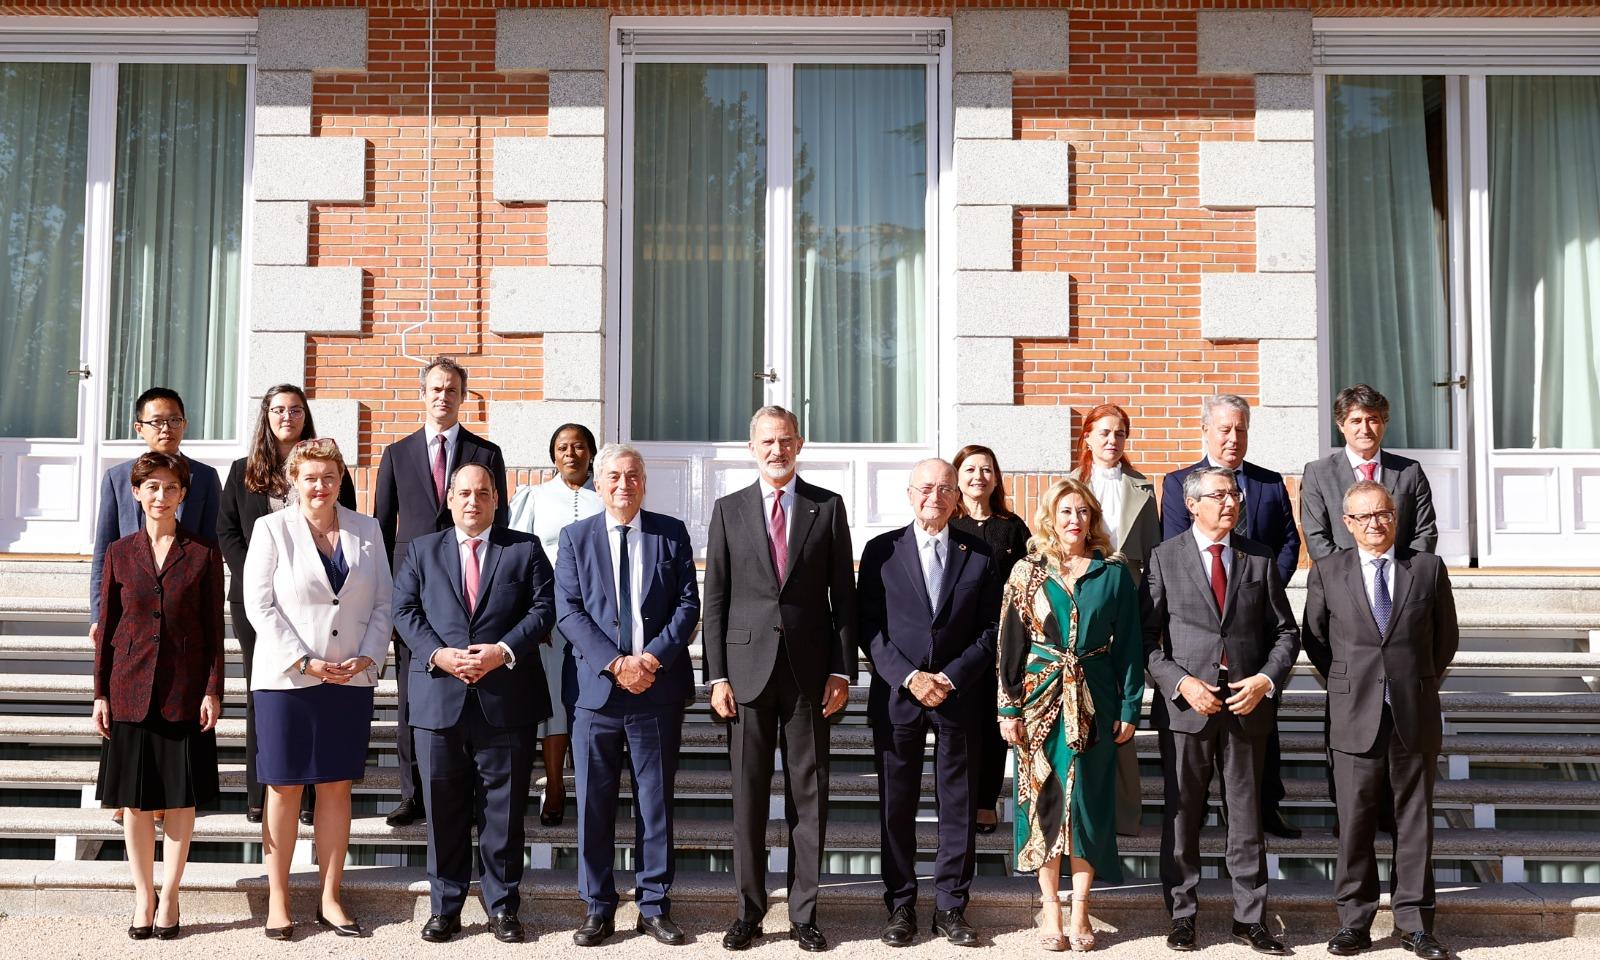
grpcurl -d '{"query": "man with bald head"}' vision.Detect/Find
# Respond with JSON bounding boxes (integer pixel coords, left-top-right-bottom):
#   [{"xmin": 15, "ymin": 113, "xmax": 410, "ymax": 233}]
[{"xmin": 858, "ymin": 459, "xmax": 1000, "ymax": 947}]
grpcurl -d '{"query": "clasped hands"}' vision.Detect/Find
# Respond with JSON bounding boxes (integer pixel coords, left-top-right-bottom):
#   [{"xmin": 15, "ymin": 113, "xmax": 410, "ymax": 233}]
[
  {"xmin": 608, "ymin": 652, "xmax": 662, "ymax": 694},
  {"xmin": 305, "ymin": 655, "xmax": 375, "ymax": 685},
  {"xmin": 907, "ymin": 670, "xmax": 954, "ymax": 708},
  {"xmin": 1178, "ymin": 672, "xmax": 1271, "ymax": 716},
  {"xmin": 710, "ymin": 675, "xmax": 850, "ymax": 720},
  {"xmin": 432, "ymin": 644, "xmax": 506, "ymax": 684}
]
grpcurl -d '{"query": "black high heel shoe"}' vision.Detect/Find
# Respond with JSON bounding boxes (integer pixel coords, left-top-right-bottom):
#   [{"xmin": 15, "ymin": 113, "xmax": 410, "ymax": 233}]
[
  {"xmin": 153, "ymin": 894, "xmax": 180, "ymax": 940},
  {"xmin": 128, "ymin": 891, "xmax": 157, "ymax": 940},
  {"xmin": 264, "ymin": 922, "xmax": 295, "ymax": 941},
  {"xmin": 316, "ymin": 909, "xmax": 363, "ymax": 937}
]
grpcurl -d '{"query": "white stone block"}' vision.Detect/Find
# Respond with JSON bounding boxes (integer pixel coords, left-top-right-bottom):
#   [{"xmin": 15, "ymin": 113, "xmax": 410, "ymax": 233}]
[
  {"xmin": 1199, "ymin": 141, "xmax": 1314, "ymax": 209},
  {"xmin": 1257, "ymin": 207, "xmax": 1316, "ymax": 273},
  {"xmin": 1258, "ymin": 338, "xmax": 1321, "ymax": 407},
  {"xmin": 1255, "ymin": 74, "xmax": 1315, "ymax": 142},
  {"xmin": 491, "ymin": 400, "xmax": 604, "ymax": 469},
  {"xmin": 956, "ymin": 205, "xmax": 1014, "ymax": 272},
  {"xmin": 1196, "ymin": 11, "xmax": 1313, "ymax": 76},
  {"xmin": 548, "ymin": 202, "xmax": 606, "ymax": 267},
  {"xmin": 1200, "ymin": 273, "xmax": 1317, "ymax": 342},
  {"xmin": 496, "ymin": 8, "xmax": 609, "ymax": 72},
  {"xmin": 549, "ymin": 71, "xmax": 607, "ymax": 137},
  {"xmin": 953, "ymin": 404, "xmax": 1075, "ymax": 473},
  {"xmin": 953, "ymin": 73, "xmax": 1012, "ymax": 140},
  {"xmin": 955, "ymin": 139, "xmax": 1071, "ymax": 207},
  {"xmin": 488, "ymin": 266, "xmax": 603, "ymax": 334},
  {"xmin": 543, "ymin": 333, "xmax": 605, "ymax": 402},
  {"xmin": 953, "ymin": 9, "xmax": 1071, "ymax": 74},
  {"xmin": 257, "ymin": 8, "xmax": 368, "ymax": 73},
  {"xmin": 252, "ymin": 201, "xmax": 309, "ymax": 266},
  {"xmin": 1248, "ymin": 405, "xmax": 1322, "ymax": 477},
  {"xmin": 251, "ymin": 266, "xmax": 364, "ymax": 333},
  {"xmin": 956, "ymin": 271, "xmax": 1072, "ymax": 338},
  {"xmin": 254, "ymin": 71, "xmax": 313, "ymax": 137},
  {"xmin": 246, "ymin": 332, "xmax": 306, "ymax": 397},
  {"xmin": 306, "ymin": 398, "xmax": 362, "ymax": 467},
  {"xmin": 253, "ymin": 137, "xmax": 367, "ymax": 204},
  {"xmin": 494, "ymin": 137, "xmax": 605, "ymax": 203},
  {"xmin": 955, "ymin": 338, "xmax": 1015, "ymax": 406}
]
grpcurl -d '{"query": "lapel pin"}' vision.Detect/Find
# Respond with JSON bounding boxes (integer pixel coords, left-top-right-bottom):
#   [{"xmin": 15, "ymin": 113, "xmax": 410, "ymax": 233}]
[{"xmin": 958, "ymin": 543, "xmax": 968, "ymax": 551}]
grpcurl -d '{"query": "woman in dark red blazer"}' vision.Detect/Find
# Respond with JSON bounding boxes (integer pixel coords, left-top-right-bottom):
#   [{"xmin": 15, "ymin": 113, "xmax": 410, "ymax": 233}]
[{"xmin": 92, "ymin": 451, "xmax": 225, "ymax": 941}]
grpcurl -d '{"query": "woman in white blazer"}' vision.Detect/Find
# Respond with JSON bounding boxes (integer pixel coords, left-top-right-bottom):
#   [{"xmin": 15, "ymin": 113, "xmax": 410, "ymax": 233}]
[{"xmin": 243, "ymin": 438, "xmax": 391, "ymax": 940}]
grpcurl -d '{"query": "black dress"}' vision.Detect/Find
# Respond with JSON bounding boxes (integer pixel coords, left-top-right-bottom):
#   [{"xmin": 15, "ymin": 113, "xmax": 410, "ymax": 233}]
[{"xmin": 950, "ymin": 512, "xmax": 1031, "ymax": 810}]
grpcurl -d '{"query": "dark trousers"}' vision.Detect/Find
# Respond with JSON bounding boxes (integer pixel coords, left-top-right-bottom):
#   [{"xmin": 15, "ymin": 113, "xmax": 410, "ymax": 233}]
[
  {"xmin": 415, "ymin": 693, "xmax": 533, "ymax": 918},
  {"xmin": 1332, "ymin": 707, "xmax": 1437, "ymax": 934},
  {"xmin": 392, "ymin": 632, "xmax": 425, "ymax": 806},
  {"xmin": 729, "ymin": 654, "xmax": 829, "ymax": 925},
  {"xmin": 573, "ymin": 704, "xmax": 683, "ymax": 918},
  {"xmin": 974, "ymin": 674, "xmax": 1008, "ymax": 812},
  {"xmin": 873, "ymin": 705, "xmax": 977, "ymax": 913},
  {"xmin": 231, "ymin": 601, "xmax": 313, "ymax": 817}
]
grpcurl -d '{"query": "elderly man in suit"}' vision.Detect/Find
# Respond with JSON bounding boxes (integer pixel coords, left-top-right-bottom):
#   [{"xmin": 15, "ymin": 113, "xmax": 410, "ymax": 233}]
[
  {"xmin": 1161, "ymin": 393, "xmax": 1302, "ymax": 839},
  {"xmin": 1143, "ymin": 466, "xmax": 1299, "ymax": 955},
  {"xmin": 1302, "ymin": 481, "xmax": 1458, "ymax": 960},
  {"xmin": 393, "ymin": 462, "xmax": 554, "ymax": 944},
  {"xmin": 375, "ymin": 356, "xmax": 510, "ymax": 827},
  {"xmin": 702, "ymin": 405, "xmax": 858, "ymax": 953},
  {"xmin": 858, "ymin": 458, "xmax": 998, "ymax": 948},
  {"xmin": 1300, "ymin": 384, "xmax": 1439, "ymax": 560},
  {"xmin": 555, "ymin": 444, "xmax": 700, "ymax": 947}
]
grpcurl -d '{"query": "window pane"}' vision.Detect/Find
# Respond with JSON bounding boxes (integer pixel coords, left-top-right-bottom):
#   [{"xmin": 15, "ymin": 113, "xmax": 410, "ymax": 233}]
[
  {"xmin": 0, "ymin": 62, "xmax": 90, "ymax": 439},
  {"xmin": 1488, "ymin": 76, "xmax": 1600, "ymax": 450},
  {"xmin": 106, "ymin": 63, "xmax": 245, "ymax": 441},
  {"xmin": 792, "ymin": 64, "xmax": 927, "ymax": 444},
  {"xmin": 631, "ymin": 63, "xmax": 767, "ymax": 442},
  {"xmin": 1324, "ymin": 75, "xmax": 1451, "ymax": 449}
]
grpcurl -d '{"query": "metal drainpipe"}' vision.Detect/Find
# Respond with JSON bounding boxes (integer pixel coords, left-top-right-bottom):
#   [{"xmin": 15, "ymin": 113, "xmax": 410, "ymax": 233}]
[{"xmin": 398, "ymin": 0, "xmax": 435, "ymax": 364}]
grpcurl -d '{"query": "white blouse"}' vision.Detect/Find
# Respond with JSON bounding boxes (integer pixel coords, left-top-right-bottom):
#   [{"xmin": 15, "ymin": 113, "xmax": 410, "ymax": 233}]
[{"xmin": 507, "ymin": 477, "xmax": 604, "ymax": 568}]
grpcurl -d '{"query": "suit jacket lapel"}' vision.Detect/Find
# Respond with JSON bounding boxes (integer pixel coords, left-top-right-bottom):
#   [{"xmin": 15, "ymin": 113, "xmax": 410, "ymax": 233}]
[
  {"xmin": 892, "ymin": 527, "xmax": 929, "ymax": 614},
  {"xmin": 593, "ymin": 519, "xmax": 620, "ymax": 616},
  {"xmin": 935, "ymin": 535, "xmax": 972, "ymax": 619},
  {"xmin": 1183, "ymin": 538, "xmax": 1222, "ymax": 623},
  {"xmin": 334, "ymin": 507, "xmax": 359, "ymax": 597},
  {"xmin": 1241, "ymin": 470, "xmax": 1264, "ymax": 538},
  {"xmin": 1222, "ymin": 541, "xmax": 1246, "ymax": 621},
  {"xmin": 410, "ymin": 430, "xmax": 441, "ymax": 511},
  {"xmin": 638, "ymin": 518, "xmax": 661, "ymax": 602},
  {"xmin": 1118, "ymin": 472, "xmax": 1148, "ymax": 545},
  {"xmin": 285, "ymin": 512, "xmax": 334, "ymax": 597},
  {"xmin": 787, "ymin": 481, "xmax": 821, "ymax": 577},
  {"xmin": 1340, "ymin": 550, "xmax": 1383, "ymax": 642},
  {"xmin": 1378, "ymin": 450, "xmax": 1402, "ymax": 497},
  {"xmin": 471, "ymin": 533, "xmax": 503, "ymax": 621},
  {"xmin": 439, "ymin": 530, "xmax": 467, "ymax": 618},
  {"xmin": 1383, "ymin": 552, "xmax": 1414, "ymax": 644},
  {"xmin": 743, "ymin": 482, "xmax": 782, "ymax": 589}
]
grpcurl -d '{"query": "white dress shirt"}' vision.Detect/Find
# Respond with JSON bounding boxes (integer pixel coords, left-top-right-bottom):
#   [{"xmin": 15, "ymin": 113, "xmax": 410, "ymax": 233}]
[
  {"xmin": 1345, "ymin": 446, "xmax": 1383, "ymax": 484},
  {"xmin": 424, "ymin": 422, "xmax": 461, "ymax": 483},
  {"xmin": 1185, "ymin": 527, "xmax": 1274, "ymax": 698},
  {"xmin": 1091, "ymin": 464, "xmax": 1125, "ymax": 544},
  {"xmin": 429, "ymin": 525, "xmax": 514, "ymax": 670},
  {"xmin": 605, "ymin": 511, "xmax": 647, "ymax": 658},
  {"xmin": 905, "ymin": 523, "xmax": 954, "ymax": 691},
  {"xmin": 1356, "ymin": 544, "xmax": 1399, "ymax": 610}
]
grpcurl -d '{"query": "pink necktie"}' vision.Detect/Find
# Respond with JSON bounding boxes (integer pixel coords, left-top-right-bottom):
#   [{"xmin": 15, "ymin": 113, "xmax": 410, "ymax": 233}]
[
  {"xmin": 433, "ymin": 434, "xmax": 448, "ymax": 505},
  {"xmin": 1358, "ymin": 461, "xmax": 1377, "ymax": 482},
  {"xmin": 769, "ymin": 491, "xmax": 788, "ymax": 583},
  {"xmin": 464, "ymin": 538, "xmax": 481, "ymax": 615}
]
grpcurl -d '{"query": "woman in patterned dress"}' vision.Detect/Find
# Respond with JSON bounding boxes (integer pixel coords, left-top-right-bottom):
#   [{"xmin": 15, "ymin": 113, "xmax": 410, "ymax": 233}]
[{"xmin": 997, "ymin": 477, "xmax": 1144, "ymax": 951}]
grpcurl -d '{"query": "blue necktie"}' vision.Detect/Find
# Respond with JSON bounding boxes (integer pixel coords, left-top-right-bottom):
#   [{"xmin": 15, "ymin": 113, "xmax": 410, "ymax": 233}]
[
  {"xmin": 1373, "ymin": 558, "xmax": 1392, "ymax": 705},
  {"xmin": 616, "ymin": 525, "xmax": 633, "ymax": 654}
]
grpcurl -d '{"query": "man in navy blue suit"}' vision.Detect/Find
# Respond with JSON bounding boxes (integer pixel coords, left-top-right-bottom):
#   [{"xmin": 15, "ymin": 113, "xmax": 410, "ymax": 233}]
[
  {"xmin": 393, "ymin": 462, "xmax": 555, "ymax": 944},
  {"xmin": 858, "ymin": 459, "xmax": 1000, "ymax": 948},
  {"xmin": 555, "ymin": 443, "xmax": 700, "ymax": 947},
  {"xmin": 1160, "ymin": 393, "xmax": 1302, "ymax": 840}
]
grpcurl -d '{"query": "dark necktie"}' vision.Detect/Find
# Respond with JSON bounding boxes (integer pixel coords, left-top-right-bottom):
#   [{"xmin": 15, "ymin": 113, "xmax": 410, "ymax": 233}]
[
  {"xmin": 1373, "ymin": 557, "xmax": 1392, "ymax": 703},
  {"xmin": 616, "ymin": 524, "xmax": 633, "ymax": 653},
  {"xmin": 1208, "ymin": 543, "xmax": 1229, "ymax": 668},
  {"xmin": 1232, "ymin": 469, "xmax": 1250, "ymax": 538},
  {"xmin": 432, "ymin": 434, "xmax": 447, "ymax": 505}
]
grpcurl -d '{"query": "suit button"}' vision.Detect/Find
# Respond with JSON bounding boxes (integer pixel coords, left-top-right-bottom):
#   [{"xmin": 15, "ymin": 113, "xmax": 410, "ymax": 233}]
[
  {"xmin": 772, "ymin": 626, "xmax": 781, "ymax": 634},
  {"xmin": 153, "ymin": 611, "xmax": 161, "ymax": 620},
  {"xmin": 611, "ymin": 620, "xmax": 619, "ymax": 627},
  {"xmin": 331, "ymin": 629, "xmax": 338, "ymax": 637},
  {"xmin": 332, "ymin": 599, "xmax": 339, "ymax": 606}
]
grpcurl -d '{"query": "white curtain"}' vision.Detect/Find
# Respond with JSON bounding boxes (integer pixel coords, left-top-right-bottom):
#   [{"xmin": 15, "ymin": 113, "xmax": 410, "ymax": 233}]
[
  {"xmin": 0, "ymin": 62, "xmax": 90, "ymax": 439},
  {"xmin": 792, "ymin": 64, "xmax": 927, "ymax": 444},
  {"xmin": 105, "ymin": 63, "xmax": 245, "ymax": 440},
  {"xmin": 1325, "ymin": 75, "xmax": 1451, "ymax": 450},
  {"xmin": 1489, "ymin": 76, "xmax": 1600, "ymax": 450},
  {"xmin": 630, "ymin": 63, "xmax": 767, "ymax": 442}
]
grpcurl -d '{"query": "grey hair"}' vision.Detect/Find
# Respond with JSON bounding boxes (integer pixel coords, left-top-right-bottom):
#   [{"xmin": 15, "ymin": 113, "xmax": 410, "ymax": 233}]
[
  {"xmin": 421, "ymin": 355, "xmax": 468, "ymax": 392},
  {"xmin": 594, "ymin": 442, "xmax": 646, "ymax": 477},
  {"xmin": 1200, "ymin": 393, "xmax": 1252, "ymax": 428},
  {"xmin": 1342, "ymin": 479, "xmax": 1394, "ymax": 513},
  {"xmin": 1183, "ymin": 465, "xmax": 1239, "ymax": 502},
  {"xmin": 909, "ymin": 457, "xmax": 956, "ymax": 483},
  {"xmin": 748, "ymin": 405, "xmax": 800, "ymax": 438}
]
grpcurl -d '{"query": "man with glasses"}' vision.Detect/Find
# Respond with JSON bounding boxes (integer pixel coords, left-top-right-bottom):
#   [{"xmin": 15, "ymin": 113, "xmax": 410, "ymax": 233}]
[
  {"xmin": 1301, "ymin": 481, "xmax": 1457, "ymax": 960},
  {"xmin": 857, "ymin": 459, "xmax": 999, "ymax": 948}
]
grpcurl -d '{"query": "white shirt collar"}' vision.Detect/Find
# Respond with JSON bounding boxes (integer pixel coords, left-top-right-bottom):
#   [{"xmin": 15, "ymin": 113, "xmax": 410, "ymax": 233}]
[
  {"xmin": 454, "ymin": 525, "xmax": 487, "ymax": 546},
  {"xmin": 1344, "ymin": 446, "xmax": 1381, "ymax": 470},
  {"xmin": 1093, "ymin": 463, "xmax": 1124, "ymax": 482},
  {"xmin": 1190, "ymin": 525, "xmax": 1231, "ymax": 552},
  {"xmin": 1204, "ymin": 455, "xmax": 1243, "ymax": 473},
  {"xmin": 426, "ymin": 422, "xmax": 461, "ymax": 448},
  {"xmin": 762, "ymin": 475, "xmax": 798, "ymax": 504},
  {"xmin": 912, "ymin": 522, "xmax": 950, "ymax": 552},
  {"xmin": 1357, "ymin": 544, "xmax": 1398, "ymax": 566},
  {"xmin": 605, "ymin": 509, "xmax": 641, "ymax": 530}
]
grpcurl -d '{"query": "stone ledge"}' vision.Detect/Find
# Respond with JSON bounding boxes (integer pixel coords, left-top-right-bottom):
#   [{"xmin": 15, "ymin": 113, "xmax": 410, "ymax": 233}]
[
  {"xmin": 955, "ymin": 139, "xmax": 1071, "ymax": 207},
  {"xmin": 251, "ymin": 201, "xmax": 309, "ymax": 266},
  {"xmin": 488, "ymin": 266, "xmax": 603, "ymax": 335},
  {"xmin": 496, "ymin": 8, "xmax": 609, "ymax": 72},
  {"xmin": 542, "ymin": 332, "xmax": 605, "ymax": 402},
  {"xmin": 952, "ymin": 9, "xmax": 1070, "ymax": 75},
  {"xmin": 256, "ymin": 8, "xmax": 368, "ymax": 73},
  {"xmin": 1200, "ymin": 272, "xmax": 1316, "ymax": 341},
  {"xmin": 953, "ymin": 72, "xmax": 1012, "ymax": 140},
  {"xmin": 252, "ymin": 136, "xmax": 367, "ymax": 204},
  {"xmin": 955, "ymin": 271, "xmax": 1072, "ymax": 338},
  {"xmin": 1196, "ymin": 10, "xmax": 1313, "ymax": 77},
  {"xmin": 550, "ymin": 70, "xmax": 607, "ymax": 137},
  {"xmin": 953, "ymin": 404, "xmax": 1075, "ymax": 473},
  {"xmin": 245, "ymin": 332, "xmax": 306, "ymax": 397},
  {"xmin": 494, "ymin": 136, "xmax": 606, "ymax": 203},
  {"xmin": 491, "ymin": 400, "xmax": 604, "ymax": 469},
  {"xmin": 1199, "ymin": 140, "xmax": 1314, "ymax": 209},
  {"xmin": 955, "ymin": 204, "xmax": 1014, "ymax": 271},
  {"xmin": 251, "ymin": 266, "xmax": 365, "ymax": 333},
  {"xmin": 253, "ymin": 70, "xmax": 313, "ymax": 137}
]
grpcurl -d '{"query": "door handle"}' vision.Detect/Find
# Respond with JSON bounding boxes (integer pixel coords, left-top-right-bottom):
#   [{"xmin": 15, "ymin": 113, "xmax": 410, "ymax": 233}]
[
  {"xmin": 753, "ymin": 368, "xmax": 778, "ymax": 383},
  {"xmin": 1431, "ymin": 374, "xmax": 1467, "ymax": 389},
  {"xmin": 66, "ymin": 366, "xmax": 92, "ymax": 380}
]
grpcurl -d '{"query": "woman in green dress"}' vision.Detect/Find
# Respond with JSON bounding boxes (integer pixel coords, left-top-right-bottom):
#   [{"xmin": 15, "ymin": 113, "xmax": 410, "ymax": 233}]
[{"xmin": 997, "ymin": 476, "xmax": 1144, "ymax": 951}]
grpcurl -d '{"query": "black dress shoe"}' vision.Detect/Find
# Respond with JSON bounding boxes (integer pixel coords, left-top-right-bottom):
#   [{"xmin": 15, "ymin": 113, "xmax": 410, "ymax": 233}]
[
  {"xmin": 386, "ymin": 798, "xmax": 424, "ymax": 827},
  {"xmin": 722, "ymin": 919, "xmax": 763, "ymax": 950},
  {"xmin": 1232, "ymin": 921, "xmax": 1291, "ymax": 956},
  {"xmin": 637, "ymin": 913, "xmax": 686, "ymax": 945},
  {"xmin": 264, "ymin": 923, "xmax": 295, "ymax": 941},
  {"xmin": 299, "ymin": 809, "xmax": 315, "ymax": 827},
  {"xmin": 881, "ymin": 906, "xmax": 916, "ymax": 947},
  {"xmin": 573, "ymin": 914, "xmax": 615, "ymax": 947},
  {"xmin": 128, "ymin": 922, "xmax": 154, "ymax": 941},
  {"xmin": 245, "ymin": 806, "xmax": 263, "ymax": 824},
  {"xmin": 1262, "ymin": 808, "xmax": 1302, "ymax": 839},
  {"xmin": 1399, "ymin": 931, "xmax": 1450, "ymax": 960},
  {"xmin": 789, "ymin": 922, "xmax": 827, "ymax": 952},
  {"xmin": 1327, "ymin": 927, "xmax": 1372, "ymax": 956},
  {"xmin": 1167, "ymin": 917, "xmax": 1198, "ymax": 951},
  {"xmin": 316, "ymin": 909, "xmax": 363, "ymax": 937},
  {"xmin": 932, "ymin": 909, "xmax": 979, "ymax": 947},
  {"xmin": 421, "ymin": 914, "xmax": 462, "ymax": 943},
  {"xmin": 153, "ymin": 920, "xmax": 181, "ymax": 940},
  {"xmin": 489, "ymin": 913, "xmax": 525, "ymax": 943}
]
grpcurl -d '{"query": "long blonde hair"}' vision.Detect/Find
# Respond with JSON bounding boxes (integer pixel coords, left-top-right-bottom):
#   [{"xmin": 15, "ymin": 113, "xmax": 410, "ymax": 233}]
[{"xmin": 1028, "ymin": 476, "xmax": 1121, "ymax": 568}]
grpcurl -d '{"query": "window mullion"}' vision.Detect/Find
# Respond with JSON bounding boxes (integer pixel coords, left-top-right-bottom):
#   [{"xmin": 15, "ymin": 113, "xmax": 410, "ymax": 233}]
[
  {"xmin": 81, "ymin": 61, "xmax": 118, "ymax": 446},
  {"xmin": 765, "ymin": 59, "xmax": 796, "ymax": 420}
]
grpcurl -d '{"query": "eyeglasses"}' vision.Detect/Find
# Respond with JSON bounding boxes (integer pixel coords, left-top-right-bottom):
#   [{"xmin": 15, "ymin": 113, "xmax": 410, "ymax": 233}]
[
  {"xmin": 1194, "ymin": 490, "xmax": 1241, "ymax": 504},
  {"xmin": 134, "ymin": 417, "xmax": 186, "ymax": 431},
  {"xmin": 293, "ymin": 437, "xmax": 338, "ymax": 452},
  {"xmin": 269, "ymin": 405, "xmax": 306, "ymax": 419},
  {"xmin": 1344, "ymin": 510, "xmax": 1396, "ymax": 527},
  {"xmin": 911, "ymin": 484, "xmax": 958, "ymax": 499}
]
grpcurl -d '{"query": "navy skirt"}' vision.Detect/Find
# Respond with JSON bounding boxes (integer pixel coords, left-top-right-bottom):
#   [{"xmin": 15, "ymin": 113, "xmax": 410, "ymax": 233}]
[{"xmin": 253, "ymin": 683, "xmax": 374, "ymax": 785}]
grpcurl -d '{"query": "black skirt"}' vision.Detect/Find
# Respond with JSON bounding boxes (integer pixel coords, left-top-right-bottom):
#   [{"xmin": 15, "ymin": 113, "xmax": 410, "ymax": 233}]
[{"xmin": 96, "ymin": 711, "xmax": 219, "ymax": 811}]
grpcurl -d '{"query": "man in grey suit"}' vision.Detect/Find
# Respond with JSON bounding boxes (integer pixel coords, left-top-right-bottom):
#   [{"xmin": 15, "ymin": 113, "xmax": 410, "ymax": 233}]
[
  {"xmin": 1300, "ymin": 384, "xmax": 1438, "ymax": 560},
  {"xmin": 702, "ymin": 406, "xmax": 858, "ymax": 953},
  {"xmin": 1142, "ymin": 467, "xmax": 1299, "ymax": 955},
  {"xmin": 1302, "ymin": 481, "xmax": 1458, "ymax": 960}
]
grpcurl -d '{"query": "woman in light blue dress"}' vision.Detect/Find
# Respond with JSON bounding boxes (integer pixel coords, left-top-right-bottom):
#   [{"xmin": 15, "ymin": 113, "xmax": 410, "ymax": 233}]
[{"xmin": 507, "ymin": 422, "xmax": 602, "ymax": 826}]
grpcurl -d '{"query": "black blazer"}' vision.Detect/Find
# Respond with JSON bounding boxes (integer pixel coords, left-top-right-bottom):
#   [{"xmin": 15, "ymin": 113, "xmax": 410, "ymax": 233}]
[
  {"xmin": 374, "ymin": 425, "xmax": 509, "ymax": 567},
  {"xmin": 1301, "ymin": 547, "xmax": 1458, "ymax": 755},
  {"xmin": 217, "ymin": 456, "xmax": 358, "ymax": 604},
  {"xmin": 701, "ymin": 477, "xmax": 859, "ymax": 701}
]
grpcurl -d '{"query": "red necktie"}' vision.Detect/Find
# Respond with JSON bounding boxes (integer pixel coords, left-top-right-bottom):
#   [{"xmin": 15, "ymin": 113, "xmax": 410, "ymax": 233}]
[
  {"xmin": 464, "ymin": 538, "xmax": 481, "ymax": 615},
  {"xmin": 769, "ymin": 491, "xmax": 788, "ymax": 583},
  {"xmin": 1208, "ymin": 543, "xmax": 1229, "ymax": 667},
  {"xmin": 1358, "ymin": 461, "xmax": 1377, "ymax": 482},
  {"xmin": 432, "ymin": 434, "xmax": 448, "ymax": 505}
]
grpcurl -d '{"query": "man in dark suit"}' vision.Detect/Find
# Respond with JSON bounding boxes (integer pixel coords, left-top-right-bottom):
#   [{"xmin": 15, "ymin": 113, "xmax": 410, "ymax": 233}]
[
  {"xmin": 858, "ymin": 458, "xmax": 998, "ymax": 948},
  {"xmin": 555, "ymin": 444, "xmax": 700, "ymax": 947},
  {"xmin": 392, "ymin": 462, "xmax": 554, "ymax": 944},
  {"xmin": 1160, "ymin": 393, "xmax": 1301, "ymax": 839},
  {"xmin": 1302, "ymin": 481, "xmax": 1457, "ymax": 960},
  {"xmin": 1300, "ymin": 384, "xmax": 1439, "ymax": 560},
  {"xmin": 702, "ymin": 405, "xmax": 858, "ymax": 953},
  {"xmin": 375, "ymin": 356, "xmax": 509, "ymax": 827},
  {"xmin": 1143, "ymin": 466, "xmax": 1299, "ymax": 955}
]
